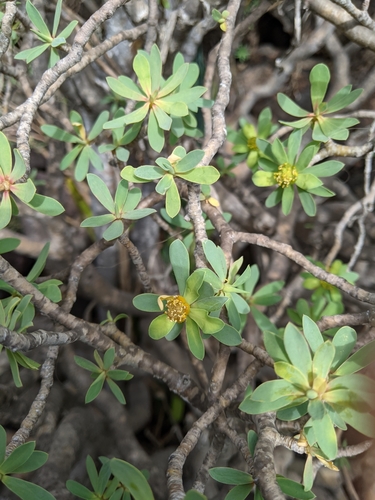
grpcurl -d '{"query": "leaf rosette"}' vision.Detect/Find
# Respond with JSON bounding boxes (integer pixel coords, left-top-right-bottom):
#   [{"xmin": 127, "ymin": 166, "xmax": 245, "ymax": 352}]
[
  {"xmin": 277, "ymin": 63, "xmax": 362, "ymax": 142},
  {"xmin": 121, "ymin": 146, "xmax": 220, "ymax": 218},
  {"xmin": 240, "ymin": 316, "xmax": 375, "ymax": 463},
  {"xmin": 80, "ymin": 174, "xmax": 156, "ymax": 241},
  {"xmin": 133, "ymin": 240, "xmax": 241, "ymax": 359},
  {"xmin": 104, "ymin": 44, "xmax": 207, "ymax": 152},
  {"xmin": 252, "ymin": 129, "xmax": 344, "ymax": 216}
]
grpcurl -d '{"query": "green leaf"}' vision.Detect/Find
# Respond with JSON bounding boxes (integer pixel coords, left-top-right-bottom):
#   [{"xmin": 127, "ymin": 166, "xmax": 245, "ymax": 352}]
[
  {"xmin": 26, "ymin": 0, "xmax": 50, "ymax": 37},
  {"xmin": 184, "ymin": 269, "xmax": 205, "ymax": 304},
  {"xmin": 302, "ymin": 316, "xmax": 324, "ymax": 354},
  {"xmin": 308, "ymin": 398, "xmax": 325, "ymax": 420},
  {"xmin": 186, "ymin": 316, "xmax": 205, "ymax": 360},
  {"xmin": 188, "ymin": 308, "xmax": 223, "ymax": 334},
  {"xmin": 2, "ymin": 476, "xmax": 56, "ymax": 500},
  {"xmin": 312, "ymin": 341, "xmax": 335, "ymax": 380},
  {"xmin": 248, "ymin": 379, "xmax": 297, "ymax": 403},
  {"xmin": 133, "ymin": 294, "xmax": 160, "ymax": 312},
  {"xmin": 153, "ymin": 105, "xmax": 172, "ymax": 131},
  {"xmin": 310, "ymin": 64, "xmax": 330, "ymax": 109},
  {"xmin": 335, "ymin": 406, "xmax": 375, "ymax": 437},
  {"xmin": 331, "ymin": 326, "xmax": 357, "ymax": 371},
  {"xmin": 74, "ymin": 356, "xmax": 101, "ymax": 373},
  {"xmin": 212, "ymin": 323, "xmax": 242, "ymax": 346},
  {"xmin": 281, "ymin": 185, "xmax": 294, "ymax": 215},
  {"xmin": 124, "ymin": 208, "xmax": 155, "ymax": 220},
  {"xmin": 11, "ymin": 149, "xmax": 27, "ymax": 180},
  {"xmin": 0, "ymin": 238, "xmax": 21, "ymax": 254},
  {"xmin": 303, "ymin": 455, "xmax": 313, "ymax": 492},
  {"xmin": 203, "ymin": 240, "xmax": 227, "ymax": 282},
  {"xmin": 149, "ymin": 45, "xmax": 162, "ymax": 93},
  {"xmin": 175, "ymin": 150, "xmax": 204, "ymax": 172},
  {"xmin": 334, "ymin": 339, "xmax": 375, "ymax": 376},
  {"xmin": 298, "ymin": 189, "xmax": 316, "ymax": 217},
  {"xmin": 107, "ymin": 369, "xmax": 133, "ymax": 381},
  {"xmin": 14, "ymin": 44, "xmax": 50, "ymax": 64},
  {"xmin": 240, "ymin": 395, "xmax": 306, "ymax": 414},
  {"xmin": 183, "ymin": 491, "xmax": 208, "ymax": 500},
  {"xmin": 277, "ymin": 476, "xmax": 315, "ymax": 499},
  {"xmin": 284, "ymin": 323, "xmax": 312, "ymax": 375},
  {"xmin": 306, "ymin": 161, "xmax": 344, "ymax": 178},
  {"xmin": 149, "ymin": 314, "xmax": 176, "ymax": 339},
  {"xmin": 177, "ymin": 166, "xmax": 220, "ymax": 184},
  {"xmin": 274, "ymin": 362, "xmax": 309, "ymax": 389},
  {"xmin": 66, "ymin": 480, "xmax": 96, "ymax": 499},
  {"xmin": 0, "ymin": 193, "xmax": 12, "ymax": 230},
  {"xmin": 85, "ymin": 373, "xmax": 106, "ymax": 403},
  {"xmin": 287, "ymin": 130, "xmax": 302, "ymax": 164},
  {"xmin": 107, "ymin": 378, "xmax": 126, "ymax": 405},
  {"xmin": 277, "ymin": 401, "xmax": 308, "ymax": 421},
  {"xmin": 134, "ymin": 165, "xmax": 164, "ymax": 180},
  {"xmin": 263, "ymin": 330, "xmax": 288, "ymax": 362},
  {"xmin": 60, "ymin": 145, "xmax": 83, "ymax": 171},
  {"xmin": 11, "ymin": 178, "xmax": 36, "ymax": 203},
  {"xmin": 326, "ymin": 88, "xmax": 363, "ymax": 114},
  {"xmin": 1, "ymin": 442, "xmax": 35, "ymax": 474},
  {"xmin": 110, "ymin": 459, "xmax": 154, "ymax": 500},
  {"xmin": 12, "ymin": 450, "xmax": 48, "ymax": 474},
  {"xmin": 7, "ymin": 351, "xmax": 23, "ymax": 387},
  {"xmin": 58, "ymin": 20, "xmax": 78, "ymax": 39},
  {"xmin": 0, "ymin": 426, "xmax": 5, "ymax": 463},
  {"xmin": 162, "ymin": 87, "xmax": 206, "ymax": 105},
  {"xmin": 252, "ymin": 171, "xmax": 275, "ymax": 187},
  {"xmin": 148, "ymin": 109, "xmax": 164, "ymax": 152},
  {"xmin": 103, "ymin": 347, "xmax": 115, "ymax": 370},
  {"xmin": 170, "ymin": 239, "xmax": 190, "ymax": 295},
  {"xmin": 158, "ymin": 63, "xmax": 189, "ymax": 98},
  {"xmin": 106, "ymin": 76, "xmax": 146, "ymax": 101},
  {"xmin": 81, "ymin": 214, "xmax": 115, "ymax": 228},
  {"xmin": 26, "ymin": 194, "xmax": 64, "ymax": 216},
  {"xmin": 165, "ymin": 179, "xmax": 181, "ymax": 218},
  {"xmin": 312, "ymin": 413, "xmax": 337, "ymax": 460},
  {"xmin": 277, "ymin": 93, "xmax": 308, "ymax": 117},
  {"xmin": 27, "ymin": 242, "xmax": 50, "ymax": 282},
  {"xmin": 133, "ymin": 52, "xmax": 152, "ymax": 95},
  {"xmin": 208, "ymin": 467, "xmax": 252, "ymax": 485},
  {"xmin": 86, "ymin": 174, "xmax": 115, "ymax": 213},
  {"xmin": 88, "ymin": 111, "xmax": 110, "ymax": 141},
  {"xmin": 103, "ymin": 220, "xmax": 124, "ymax": 240},
  {"xmin": 0, "ymin": 132, "xmax": 12, "ymax": 175}
]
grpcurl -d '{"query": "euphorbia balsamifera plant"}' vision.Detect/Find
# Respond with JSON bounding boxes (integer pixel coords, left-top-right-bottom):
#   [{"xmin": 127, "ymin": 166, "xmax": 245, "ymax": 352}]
[
  {"xmin": 104, "ymin": 44, "xmax": 207, "ymax": 152},
  {"xmin": 132, "ymin": 240, "xmax": 241, "ymax": 359},
  {"xmin": 121, "ymin": 146, "xmax": 220, "ymax": 218},
  {"xmin": 0, "ymin": 133, "xmax": 63, "ymax": 229},
  {"xmin": 277, "ymin": 63, "xmax": 362, "ymax": 141},
  {"xmin": 252, "ymin": 129, "xmax": 345, "ymax": 216}
]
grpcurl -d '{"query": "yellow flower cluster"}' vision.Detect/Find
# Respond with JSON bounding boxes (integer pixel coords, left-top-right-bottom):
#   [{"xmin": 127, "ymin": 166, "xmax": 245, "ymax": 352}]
[
  {"xmin": 274, "ymin": 162, "xmax": 298, "ymax": 188},
  {"xmin": 158, "ymin": 295, "xmax": 190, "ymax": 323}
]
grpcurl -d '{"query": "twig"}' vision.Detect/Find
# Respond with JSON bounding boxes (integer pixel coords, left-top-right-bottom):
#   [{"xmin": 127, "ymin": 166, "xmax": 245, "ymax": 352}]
[
  {"xmin": 144, "ymin": 0, "xmax": 159, "ymax": 51},
  {"xmin": 0, "ymin": 1, "xmax": 17, "ymax": 58},
  {"xmin": 180, "ymin": 328, "xmax": 210, "ymax": 390},
  {"xmin": 6, "ymin": 346, "xmax": 59, "ymax": 455},
  {"xmin": 167, "ymin": 359, "xmax": 262, "ymax": 499},
  {"xmin": 208, "ymin": 343, "xmax": 231, "ymax": 402},
  {"xmin": 0, "ymin": 327, "xmax": 79, "ymax": 351},
  {"xmin": 119, "ymin": 233, "xmax": 153, "ymax": 293},
  {"xmin": 253, "ymin": 413, "xmax": 284, "ymax": 500},
  {"xmin": 192, "ymin": 432, "xmax": 225, "ymax": 493},
  {"xmin": 316, "ymin": 310, "xmax": 374, "ymax": 331},
  {"xmin": 330, "ymin": 0, "xmax": 375, "ymax": 30},
  {"xmin": 307, "ymin": 0, "xmax": 375, "ymax": 50},
  {"xmin": 239, "ymin": 339, "xmax": 274, "ymax": 367},
  {"xmin": 325, "ymin": 173, "xmax": 375, "ymax": 268}
]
